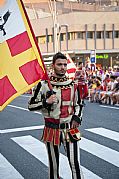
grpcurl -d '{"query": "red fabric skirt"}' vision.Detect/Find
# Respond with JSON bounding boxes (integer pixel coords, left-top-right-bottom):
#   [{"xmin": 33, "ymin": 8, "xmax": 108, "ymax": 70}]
[{"xmin": 42, "ymin": 127, "xmax": 60, "ymax": 145}]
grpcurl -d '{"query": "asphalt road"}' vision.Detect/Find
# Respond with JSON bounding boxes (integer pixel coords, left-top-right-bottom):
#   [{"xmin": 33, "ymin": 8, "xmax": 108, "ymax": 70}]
[{"xmin": 0, "ymin": 94, "xmax": 119, "ymax": 179}]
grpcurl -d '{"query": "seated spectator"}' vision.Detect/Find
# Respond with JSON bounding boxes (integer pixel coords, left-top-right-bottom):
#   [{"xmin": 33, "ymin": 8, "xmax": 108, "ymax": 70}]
[
  {"xmin": 89, "ymin": 76, "xmax": 102, "ymax": 102},
  {"xmin": 114, "ymin": 92, "xmax": 119, "ymax": 105},
  {"xmin": 98, "ymin": 74, "xmax": 110, "ymax": 100},
  {"xmin": 110, "ymin": 77, "xmax": 119, "ymax": 105},
  {"xmin": 113, "ymin": 66, "xmax": 119, "ymax": 78},
  {"xmin": 94, "ymin": 76, "xmax": 103, "ymax": 102},
  {"xmin": 99, "ymin": 75, "xmax": 117, "ymax": 104},
  {"xmin": 88, "ymin": 76, "xmax": 96, "ymax": 102}
]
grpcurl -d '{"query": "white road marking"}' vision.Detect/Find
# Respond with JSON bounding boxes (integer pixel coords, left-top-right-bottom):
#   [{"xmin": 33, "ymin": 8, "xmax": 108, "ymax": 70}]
[
  {"xmin": 80, "ymin": 137, "xmax": 119, "ymax": 167},
  {"xmin": 0, "ymin": 153, "xmax": 24, "ymax": 179},
  {"xmin": 8, "ymin": 105, "xmax": 41, "ymax": 114},
  {"xmin": 0, "ymin": 125, "xmax": 44, "ymax": 134},
  {"xmin": 21, "ymin": 95, "xmax": 31, "ymax": 98},
  {"xmin": 100, "ymin": 105, "xmax": 119, "ymax": 110},
  {"xmin": 8, "ymin": 105, "xmax": 29, "ymax": 111},
  {"xmin": 86, "ymin": 128, "xmax": 119, "ymax": 142},
  {"xmin": 12, "ymin": 135, "xmax": 102, "ymax": 179}
]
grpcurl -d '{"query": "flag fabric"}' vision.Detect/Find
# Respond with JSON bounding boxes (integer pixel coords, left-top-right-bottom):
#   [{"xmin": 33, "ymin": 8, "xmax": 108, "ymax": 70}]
[
  {"xmin": 65, "ymin": 53, "xmax": 77, "ymax": 79},
  {"xmin": 0, "ymin": 0, "xmax": 47, "ymax": 111}
]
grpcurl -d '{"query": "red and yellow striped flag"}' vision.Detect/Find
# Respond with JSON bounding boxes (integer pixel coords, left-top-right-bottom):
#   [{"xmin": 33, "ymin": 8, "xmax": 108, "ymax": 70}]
[
  {"xmin": 0, "ymin": 0, "xmax": 47, "ymax": 111},
  {"xmin": 65, "ymin": 53, "xmax": 77, "ymax": 79}
]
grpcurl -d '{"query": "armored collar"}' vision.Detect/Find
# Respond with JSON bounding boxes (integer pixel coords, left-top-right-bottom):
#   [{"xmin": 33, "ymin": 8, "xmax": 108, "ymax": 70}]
[
  {"xmin": 50, "ymin": 76, "xmax": 74, "ymax": 89},
  {"xmin": 50, "ymin": 76, "xmax": 68, "ymax": 82}
]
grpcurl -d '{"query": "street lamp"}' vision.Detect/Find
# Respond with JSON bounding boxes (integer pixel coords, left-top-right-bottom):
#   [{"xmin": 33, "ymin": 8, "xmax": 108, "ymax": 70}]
[{"xmin": 58, "ymin": 24, "xmax": 69, "ymax": 52}]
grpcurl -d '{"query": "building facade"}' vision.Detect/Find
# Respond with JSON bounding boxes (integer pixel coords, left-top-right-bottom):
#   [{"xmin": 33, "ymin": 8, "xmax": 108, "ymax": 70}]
[{"xmin": 24, "ymin": 1, "xmax": 119, "ymax": 68}]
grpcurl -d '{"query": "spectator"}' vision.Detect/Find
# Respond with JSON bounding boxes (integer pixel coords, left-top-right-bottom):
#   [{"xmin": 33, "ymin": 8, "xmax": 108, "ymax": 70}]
[
  {"xmin": 99, "ymin": 75, "xmax": 117, "ymax": 104},
  {"xmin": 110, "ymin": 77, "xmax": 119, "ymax": 105}
]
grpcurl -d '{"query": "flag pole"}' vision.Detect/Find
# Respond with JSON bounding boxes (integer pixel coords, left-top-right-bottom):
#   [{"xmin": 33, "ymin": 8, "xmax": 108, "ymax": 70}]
[{"xmin": 20, "ymin": 0, "xmax": 53, "ymax": 90}]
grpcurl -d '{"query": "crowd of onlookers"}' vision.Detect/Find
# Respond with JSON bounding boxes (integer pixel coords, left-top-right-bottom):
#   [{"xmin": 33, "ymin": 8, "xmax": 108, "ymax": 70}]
[{"xmin": 84, "ymin": 66, "xmax": 119, "ymax": 106}]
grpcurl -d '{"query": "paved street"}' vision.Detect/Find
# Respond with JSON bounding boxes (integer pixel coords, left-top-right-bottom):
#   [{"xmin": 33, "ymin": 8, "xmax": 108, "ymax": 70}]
[{"xmin": 0, "ymin": 94, "xmax": 119, "ymax": 179}]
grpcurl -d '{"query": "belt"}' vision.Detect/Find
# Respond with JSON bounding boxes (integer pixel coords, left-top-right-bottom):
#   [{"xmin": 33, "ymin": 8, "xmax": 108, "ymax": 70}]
[
  {"xmin": 45, "ymin": 122, "xmax": 59, "ymax": 129},
  {"xmin": 45, "ymin": 121, "xmax": 69, "ymax": 129},
  {"xmin": 60, "ymin": 123, "xmax": 69, "ymax": 129}
]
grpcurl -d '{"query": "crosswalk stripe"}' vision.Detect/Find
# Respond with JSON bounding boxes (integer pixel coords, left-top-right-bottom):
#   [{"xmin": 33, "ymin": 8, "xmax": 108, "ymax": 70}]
[
  {"xmin": 80, "ymin": 137, "xmax": 119, "ymax": 167},
  {"xmin": 100, "ymin": 105, "xmax": 119, "ymax": 110},
  {"xmin": 21, "ymin": 95, "xmax": 31, "ymax": 98},
  {"xmin": 8, "ymin": 105, "xmax": 29, "ymax": 111},
  {"xmin": 8, "ymin": 105, "xmax": 42, "ymax": 114},
  {"xmin": 85, "ymin": 127, "xmax": 119, "ymax": 142},
  {"xmin": 11, "ymin": 135, "xmax": 102, "ymax": 179},
  {"xmin": 0, "ymin": 125, "xmax": 44, "ymax": 134},
  {"xmin": 0, "ymin": 153, "xmax": 24, "ymax": 179}
]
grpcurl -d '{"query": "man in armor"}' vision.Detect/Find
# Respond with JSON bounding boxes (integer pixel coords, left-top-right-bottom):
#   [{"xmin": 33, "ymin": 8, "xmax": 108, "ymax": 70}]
[{"xmin": 28, "ymin": 52, "xmax": 84, "ymax": 179}]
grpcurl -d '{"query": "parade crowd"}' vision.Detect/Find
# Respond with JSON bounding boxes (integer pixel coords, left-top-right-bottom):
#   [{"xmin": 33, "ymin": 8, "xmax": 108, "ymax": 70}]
[{"xmin": 77, "ymin": 66, "xmax": 119, "ymax": 106}]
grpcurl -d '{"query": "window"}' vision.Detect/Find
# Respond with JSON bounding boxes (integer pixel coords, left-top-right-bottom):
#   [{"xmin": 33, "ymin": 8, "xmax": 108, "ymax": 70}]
[
  {"xmin": 96, "ymin": 31, "xmax": 104, "ymax": 39},
  {"xmin": 38, "ymin": 36, "xmax": 46, "ymax": 44},
  {"xmin": 105, "ymin": 31, "xmax": 112, "ymax": 39},
  {"xmin": 68, "ymin": 32, "xmax": 75, "ymax": 40},
  {"xmin": 96, "ymin": 31, "xmax": 101, "ymax": 39},
  {"xmin": 47, "ymin": 35, "xmax": 53, "ymax": 43},
  {"xmin": 77, "ymin": 32, "xmax": 85, "ymax": 39},
  {"xmin": 114, "ymin": 31, "xmax": 119, "ymax": 38},
  {"xmin": 60, "ymin": 33, "xmax": 65, "ymax": 41},
  {"xmin": 87, "ymin": 31, "xmax": 93, "ymax": 39}
]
